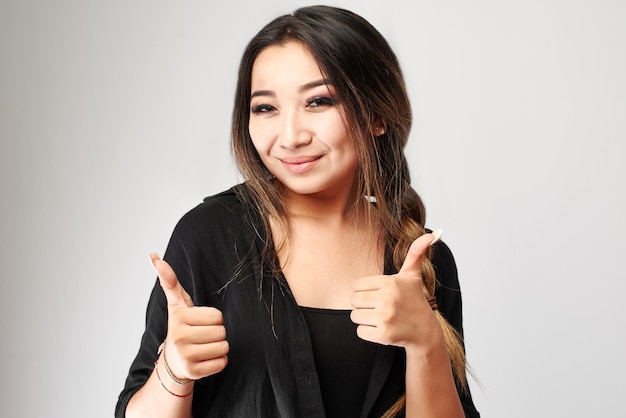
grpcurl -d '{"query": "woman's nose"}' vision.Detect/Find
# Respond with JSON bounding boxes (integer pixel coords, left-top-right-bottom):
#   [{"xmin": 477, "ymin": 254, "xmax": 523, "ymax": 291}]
[{"xmin": 277, "ymin": 111, "xmax": 312, "ymax": 149}]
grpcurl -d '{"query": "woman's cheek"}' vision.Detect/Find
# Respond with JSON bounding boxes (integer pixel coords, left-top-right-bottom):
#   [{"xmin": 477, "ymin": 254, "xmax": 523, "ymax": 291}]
[{"xmin": 249, "ymin": 121, "xmax": 275, "ymax": 153}]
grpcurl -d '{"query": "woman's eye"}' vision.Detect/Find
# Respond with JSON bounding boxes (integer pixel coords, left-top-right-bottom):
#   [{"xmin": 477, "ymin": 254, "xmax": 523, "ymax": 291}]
[
  {"xmin": 251, "ymin": 104, "xmax": 275, "ymax": 113},
  {"xmin": 306, "ymin": 96, "xmax": 336, "ymax": 108}
]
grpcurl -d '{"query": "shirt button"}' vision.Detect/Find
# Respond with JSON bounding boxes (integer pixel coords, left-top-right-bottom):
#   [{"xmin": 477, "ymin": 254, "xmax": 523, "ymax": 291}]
[{"xmin": 305, "ymin": 372, "xmax": 312, "ymax": 384}]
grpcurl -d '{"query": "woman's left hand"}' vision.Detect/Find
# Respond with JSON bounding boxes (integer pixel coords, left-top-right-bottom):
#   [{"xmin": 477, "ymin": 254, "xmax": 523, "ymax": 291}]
[{"xmin": 350, "ymin": 232, "xmax": 443, "ymax": 349}]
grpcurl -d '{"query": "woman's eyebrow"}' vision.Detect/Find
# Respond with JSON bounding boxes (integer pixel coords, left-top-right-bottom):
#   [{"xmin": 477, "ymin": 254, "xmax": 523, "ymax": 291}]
[
  {"xmin": 250, "ymin": 79, "xmax": 332, "ymax": 99},
  {"xmin": 250, "ymin": 89, "xmax": 275, "ymax": 99},
  {"xmin": 298, "ymin": 79, "xmax": 331, "ymax": 93}
]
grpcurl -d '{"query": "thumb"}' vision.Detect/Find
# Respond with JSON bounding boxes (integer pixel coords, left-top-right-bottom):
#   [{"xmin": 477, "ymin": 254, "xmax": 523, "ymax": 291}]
[
  {"xmin": 398, "ymin": 229, "xmax": 443, "ymax": 276},
  {"xmin": 149, "ymin": 253, "xmax": 194, "ymax": 308}
]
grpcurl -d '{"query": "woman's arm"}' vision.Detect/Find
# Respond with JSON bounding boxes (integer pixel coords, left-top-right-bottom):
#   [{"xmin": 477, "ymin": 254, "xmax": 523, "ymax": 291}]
[
  {"xmin": 126, "ymin": 357, "xmax": 194, "ymax": 418},
  {"xmin": 125, "ymin": 255, "xmax": 229, "ymax": 418},
  {"xmin": 403, "ymin": 319, "xmax": 464, "ymax": 417},
  {"xmin": 351, "ymin": 233, "xmax": 464, "ymax": 417}
]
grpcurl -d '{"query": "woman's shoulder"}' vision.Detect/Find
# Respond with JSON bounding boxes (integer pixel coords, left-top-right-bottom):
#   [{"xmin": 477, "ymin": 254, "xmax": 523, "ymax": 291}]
[
  {"xmin": 172, "ymin": 183, "xmax": 256, "ymax": 239},
  {"xmin": 429, "ymin": 236, "xmax": 466, "ymax": 331},
  {"xmin": 431, "ymin": 238, "xmax": 460, "ymax": 290},
  {"xmin": 179, "ymin": 183, "xmax": 248, "ymax": 222}
]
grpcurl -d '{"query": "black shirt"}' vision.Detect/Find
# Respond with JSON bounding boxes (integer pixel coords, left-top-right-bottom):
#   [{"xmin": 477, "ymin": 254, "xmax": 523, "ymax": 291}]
[
  {"xmin": 115, "ymin": 184, "xmax": 481, "ymax": 417},
  {"xmin": 301, "ymin": 307, "xmax": 379, "ymax": 418}
]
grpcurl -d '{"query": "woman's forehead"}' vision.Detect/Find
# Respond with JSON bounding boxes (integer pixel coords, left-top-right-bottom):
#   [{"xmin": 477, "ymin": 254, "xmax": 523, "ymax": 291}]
[{"xmin": 251, "ymin": 42, "xmax": 324, "ymax": 89}]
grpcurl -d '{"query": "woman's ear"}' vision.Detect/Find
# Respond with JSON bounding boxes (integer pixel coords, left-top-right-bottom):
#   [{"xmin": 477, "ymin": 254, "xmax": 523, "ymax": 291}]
[{"xmin": 370, "ymin": 117, "xmax": 387, "ymax": 137}]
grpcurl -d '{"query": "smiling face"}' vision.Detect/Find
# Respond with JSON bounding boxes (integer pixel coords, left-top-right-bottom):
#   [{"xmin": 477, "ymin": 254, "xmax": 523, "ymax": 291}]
[{"xmin": 248, "ymin": 41, "xmax": 359, "ymax": 200}]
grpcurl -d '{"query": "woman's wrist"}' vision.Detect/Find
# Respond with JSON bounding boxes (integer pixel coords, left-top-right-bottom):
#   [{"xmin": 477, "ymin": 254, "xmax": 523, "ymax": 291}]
[
  {"xmin": 157, "ymin": 342, "xmax": 194, "ymax": 385},
  {"xmin": 404, "ymin": 325, "xmax": 448, "ymax": 362},
  {"xmin": 154, "ymin": 357, "xmax": 195, "ymax": 398},
  {"xmin": 153, "ymin": 341, "xmax": 195, "ymax": 398},
  {"xmin": 154, "ymin": 358, "xmax": 194, "ymax": 398}
]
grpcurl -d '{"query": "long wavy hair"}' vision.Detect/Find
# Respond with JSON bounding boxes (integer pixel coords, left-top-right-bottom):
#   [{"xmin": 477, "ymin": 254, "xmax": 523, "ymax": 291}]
[{"xmin": 231, "ymin": 5, "xmax": 468, "ymax": 416}]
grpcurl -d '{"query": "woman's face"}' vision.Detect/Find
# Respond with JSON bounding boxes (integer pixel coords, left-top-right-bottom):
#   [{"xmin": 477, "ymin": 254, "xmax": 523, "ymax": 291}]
[{"xmin": 248, "ymin": 41, "xmax": 359, "ymax": 200}]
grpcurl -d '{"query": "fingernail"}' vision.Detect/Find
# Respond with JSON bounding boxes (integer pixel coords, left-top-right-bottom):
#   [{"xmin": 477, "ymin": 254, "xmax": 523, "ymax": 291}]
[
  {"xmin": 148, "ymin": 252, "xmax": 160, "ymax": 272},
  {"xmin": 430, "ymin": 229, "xmax": 443, "ymax": 246}
]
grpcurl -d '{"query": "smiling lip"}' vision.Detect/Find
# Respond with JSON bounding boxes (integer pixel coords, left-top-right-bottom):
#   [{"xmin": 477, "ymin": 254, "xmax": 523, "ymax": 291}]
[{"xmin": 279, "ymin": 155, "xmax": 322, "ymax": 174}]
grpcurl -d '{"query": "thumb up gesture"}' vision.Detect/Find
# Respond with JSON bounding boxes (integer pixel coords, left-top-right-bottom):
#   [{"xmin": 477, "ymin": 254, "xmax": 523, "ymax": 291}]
[
  {"xmin": 150, "ymin": 253, "xmax": 229, "ymax": 381},
  {"xmin": 350, "ymin": 231, "xmax": 443, "ymax": 349}
]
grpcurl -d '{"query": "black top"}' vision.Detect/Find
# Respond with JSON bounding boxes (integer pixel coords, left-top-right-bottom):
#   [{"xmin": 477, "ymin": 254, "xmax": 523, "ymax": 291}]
[
  {"xmin": 115, "ymin": 184, "xmax": 481, "ymax": 417},
  {"xmin": 301, "ymin": 307, "xmax": 379, "ymax": 418}
]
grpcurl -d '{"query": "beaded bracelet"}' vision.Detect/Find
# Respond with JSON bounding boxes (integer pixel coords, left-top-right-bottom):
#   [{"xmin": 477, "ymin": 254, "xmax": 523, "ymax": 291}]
[{"xmin": 154, "ymin": 360, "xmax": 194, "ymax": 398}]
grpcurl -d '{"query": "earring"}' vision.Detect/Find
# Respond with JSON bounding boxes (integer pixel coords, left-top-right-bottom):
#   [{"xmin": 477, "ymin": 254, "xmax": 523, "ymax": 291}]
[{"xmin": 375, "ymin": 126, "xmax": 386, "ymax": 136}]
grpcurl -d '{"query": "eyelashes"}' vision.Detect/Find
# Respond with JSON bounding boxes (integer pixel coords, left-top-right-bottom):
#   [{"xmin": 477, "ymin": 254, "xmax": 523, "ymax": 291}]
[
  {"xmin": 250, "ymin": 104, "xmax": 275, "ymax": 114},
  {"xmin": 306, "ymin": 95, "xmax": 336, "ymax": 108},
  {"xmin": 250, "ymin": 95, "xmax": 338, "ymax": 114}
]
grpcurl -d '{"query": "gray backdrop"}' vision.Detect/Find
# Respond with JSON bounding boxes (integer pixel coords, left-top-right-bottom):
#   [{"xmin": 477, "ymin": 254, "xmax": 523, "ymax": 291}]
[{"xmin": 1, "ymin": 0, "xmax": 625, "ymax": 417}]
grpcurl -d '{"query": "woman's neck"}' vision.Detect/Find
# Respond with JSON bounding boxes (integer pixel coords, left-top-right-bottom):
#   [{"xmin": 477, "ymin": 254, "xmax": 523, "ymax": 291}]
[{"xmin": 280, "ymin": 186, "xmax": 363, "ymax": 226}]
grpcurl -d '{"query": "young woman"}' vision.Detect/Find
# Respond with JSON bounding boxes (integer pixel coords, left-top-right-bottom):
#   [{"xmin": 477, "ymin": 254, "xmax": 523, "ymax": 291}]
[{"xmin": 116, "ymin": 5, "xmax": 480, "ymax": 417}]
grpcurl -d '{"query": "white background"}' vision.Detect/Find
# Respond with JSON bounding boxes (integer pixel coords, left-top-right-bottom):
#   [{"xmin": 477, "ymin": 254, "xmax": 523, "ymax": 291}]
[{"xmin": 1, "ymin": 1, "xmax": 625, "ymax": 417}]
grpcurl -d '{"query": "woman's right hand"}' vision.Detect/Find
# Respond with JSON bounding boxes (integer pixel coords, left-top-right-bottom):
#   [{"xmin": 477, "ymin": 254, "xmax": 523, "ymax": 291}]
[{"xmin": 150, "ymin": 253, "xmax": 229, "ymax": 381}]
